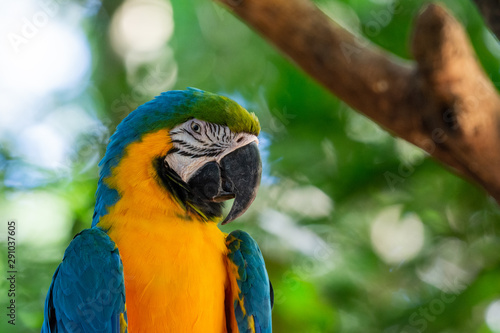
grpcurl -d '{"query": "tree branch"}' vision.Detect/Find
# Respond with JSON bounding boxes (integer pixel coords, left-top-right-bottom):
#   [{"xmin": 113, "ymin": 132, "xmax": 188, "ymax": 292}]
[
  {"xmin": 215, "ymin": 0, "xmax": 500, "ymax": 202},
  {"xmin": 472, "ymin": 0, "xmax": 500, "ymax": 40}
]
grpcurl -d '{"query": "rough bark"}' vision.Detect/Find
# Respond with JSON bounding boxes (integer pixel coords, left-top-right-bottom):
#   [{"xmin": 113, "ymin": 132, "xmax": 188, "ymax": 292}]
[{"xmin": 215, "ymin": 0, "xmax": 500, "ymax": 203}]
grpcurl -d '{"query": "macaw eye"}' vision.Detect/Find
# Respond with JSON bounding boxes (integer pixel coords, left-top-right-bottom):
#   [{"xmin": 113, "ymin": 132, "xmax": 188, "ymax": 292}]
[{"xmin": 191, "ymin": 122, "xmax": 201, "ymax": 134}]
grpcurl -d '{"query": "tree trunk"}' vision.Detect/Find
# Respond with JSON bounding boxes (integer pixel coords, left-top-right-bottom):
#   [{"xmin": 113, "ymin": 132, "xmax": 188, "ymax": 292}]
[{"xmin": 215, "ymin": 0, "xmax": 500, "ymax": 203}]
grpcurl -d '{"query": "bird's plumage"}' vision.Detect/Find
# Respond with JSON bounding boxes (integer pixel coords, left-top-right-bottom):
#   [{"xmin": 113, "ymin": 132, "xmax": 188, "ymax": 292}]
[
  {"xmin": 42, "ymin": 88, "xmax": 272, "ymax": 333},
  {"xmin": 226, "ymin": 230, "xmax": 273, "ymax": 333},
  {"xmin": 42, "ymin": 228, "xmax": 126, "ymax": 333}
]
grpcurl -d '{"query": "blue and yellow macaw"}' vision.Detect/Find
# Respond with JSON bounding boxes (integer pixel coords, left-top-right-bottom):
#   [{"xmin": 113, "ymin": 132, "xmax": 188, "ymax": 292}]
[{"xmin": 41, "ymin": 88, "xmax": 273, "ymax": 333}]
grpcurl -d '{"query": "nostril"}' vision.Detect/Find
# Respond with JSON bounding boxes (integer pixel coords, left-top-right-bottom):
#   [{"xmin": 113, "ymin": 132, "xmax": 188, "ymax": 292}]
[{"xmin": 236, "ymin": 137, "xmax": 243, "ymax": 143}]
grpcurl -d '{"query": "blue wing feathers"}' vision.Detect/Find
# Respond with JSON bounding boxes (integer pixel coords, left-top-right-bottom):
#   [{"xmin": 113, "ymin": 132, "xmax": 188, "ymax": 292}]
[
  {"xmin": 227, "ymin": 230, "xmax": 272, "ymax": 333},
  {"xmin": 42, "ymin": 227, "xmax": 126, "ymax": 333}
]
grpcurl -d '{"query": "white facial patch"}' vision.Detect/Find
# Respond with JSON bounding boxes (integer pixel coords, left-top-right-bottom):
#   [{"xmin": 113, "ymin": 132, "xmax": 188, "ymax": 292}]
[{"xmin": 165, "ymin": 119, "xmax": 258, "ymax": 182}]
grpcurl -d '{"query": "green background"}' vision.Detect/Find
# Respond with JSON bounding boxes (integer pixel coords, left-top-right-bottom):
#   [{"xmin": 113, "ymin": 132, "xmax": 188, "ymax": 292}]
[{"xmin": 1, "ymin": 0, "xmax": 500, "ymax": 332}]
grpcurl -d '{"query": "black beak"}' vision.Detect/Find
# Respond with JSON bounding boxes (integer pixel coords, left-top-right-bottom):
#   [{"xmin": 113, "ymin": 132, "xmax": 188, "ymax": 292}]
[{"xmin": 187, "ymin": 142, "xmax": 262, "ymax": 224}]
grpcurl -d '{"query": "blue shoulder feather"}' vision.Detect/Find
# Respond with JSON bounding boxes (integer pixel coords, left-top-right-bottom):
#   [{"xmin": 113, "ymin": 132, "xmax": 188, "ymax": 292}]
[
  {"xmin": 226, "ymin": 230, "xmax": 273, "ymax": 333},
  {"xmin": 41, "ymin": 228, "xmax": 126, "ymax": 333}
]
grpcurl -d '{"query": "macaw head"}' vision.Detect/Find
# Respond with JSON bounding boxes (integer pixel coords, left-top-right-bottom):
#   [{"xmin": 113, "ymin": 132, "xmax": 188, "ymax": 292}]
[{"xmin": 93, "ymin": 88, "xmax": 261, "ymax": 227}]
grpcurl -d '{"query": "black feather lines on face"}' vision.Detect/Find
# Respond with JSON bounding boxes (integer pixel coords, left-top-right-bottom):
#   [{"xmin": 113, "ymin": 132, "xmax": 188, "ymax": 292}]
[
  {"xmin": 169, "ymin": 124, "xmax": 228, "ymax": 159},
  {"xmin": 169, "ymin": 139, "xmax": 222, "ymax": 159}
]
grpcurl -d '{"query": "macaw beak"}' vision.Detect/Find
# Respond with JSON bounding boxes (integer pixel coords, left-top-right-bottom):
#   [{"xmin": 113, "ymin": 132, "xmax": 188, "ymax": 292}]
[{"xmin": 187, "ymin": 142, "xmax": 262, "ymax": 224}]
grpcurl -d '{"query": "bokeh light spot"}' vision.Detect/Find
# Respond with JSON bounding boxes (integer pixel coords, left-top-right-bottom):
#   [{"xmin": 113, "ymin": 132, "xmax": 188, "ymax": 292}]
[
  {"xmin": 0, "ymin": 192, "xmax": 71, "ymax": 250},
  {"xmin": 370, "ymin": 206, "xmax": 424, "ymax": 264},
  {"xmin": 0, "ymin": 21, "xmax": 90, "ymax": 95},
  {"xmin": 110, "ymin": 0, "xmax": 174, "ymax": 56},
  {"xmin": 486, "ymin": 300, "xmax": 500, "ymax": 332}
]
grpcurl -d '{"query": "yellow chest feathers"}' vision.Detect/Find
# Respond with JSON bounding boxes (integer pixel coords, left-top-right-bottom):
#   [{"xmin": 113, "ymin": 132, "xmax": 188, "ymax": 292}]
[{"xmin": 108, "ymin": 218, "xmax": 229, "ymax": 333}]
